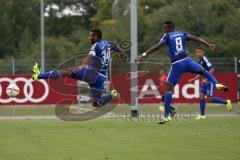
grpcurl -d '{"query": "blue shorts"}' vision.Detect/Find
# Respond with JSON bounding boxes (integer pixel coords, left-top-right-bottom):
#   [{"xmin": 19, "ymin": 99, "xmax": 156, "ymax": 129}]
[
  {"xmin": 72, "ymin": 67, "xmax": 106, "ymax": 92},
  {"xmin": 200, "ymin": 82, "xmax": 215, "ymax": 97},
  {"xmin": 167, "ymin": 57, "xmax": 204, "ymax": 86}
]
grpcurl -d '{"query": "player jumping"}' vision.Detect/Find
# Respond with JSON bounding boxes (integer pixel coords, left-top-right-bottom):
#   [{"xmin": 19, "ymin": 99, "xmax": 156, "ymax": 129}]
[
  {"xmin": 188, "ymin": 47, "xmax": 232, "ymax": 120},
  {"xmin": 135, "ymin": 21, "xmax": 228, "ymax": 124},
  {"xmin": 32, "ymin": 29, "xmax": 123, "ymax": 107}
]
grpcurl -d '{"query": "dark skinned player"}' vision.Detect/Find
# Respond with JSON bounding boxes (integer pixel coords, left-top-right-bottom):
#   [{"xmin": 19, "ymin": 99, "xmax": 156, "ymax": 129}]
[{"xmin": 33, "ymin": 29, "xmax": 124, "ymax": 107}]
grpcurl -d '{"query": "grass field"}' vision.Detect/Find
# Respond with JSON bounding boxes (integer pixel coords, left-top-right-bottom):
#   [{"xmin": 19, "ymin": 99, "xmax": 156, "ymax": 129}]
[
  {"xmin": 0, "ymin": 103, "xmax": 239, "ymax": 116},
  {"xmin": 0, "ymin": 117, "xmax": 240, "ymax": 160}
]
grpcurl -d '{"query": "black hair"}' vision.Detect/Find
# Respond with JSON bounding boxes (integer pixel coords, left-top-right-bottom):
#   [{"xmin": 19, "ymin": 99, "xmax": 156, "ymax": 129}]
[
  {"xmin": 196, "ymin": 46, "xmax": 204, "ymax": 51},
  {"xmin": 90, "ymin": 29, "xmax": 102, "ymax": 39},
  {"xmin": 164, "ymin": 21, "xmax": 175, "ymax": 29}
]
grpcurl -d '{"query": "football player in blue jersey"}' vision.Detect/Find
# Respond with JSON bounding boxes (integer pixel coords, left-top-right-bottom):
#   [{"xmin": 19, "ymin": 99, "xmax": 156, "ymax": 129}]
[
  {"xmin": 32, "ymin": 29, "xmax": 123, "ymax": 107},
  {"xmin": 135, "ymin": 21, "xmax": 228, "ymax": 124},
  {"xmin": 188, "ymin": 47, "xmax": 232, "ymax": 120}
]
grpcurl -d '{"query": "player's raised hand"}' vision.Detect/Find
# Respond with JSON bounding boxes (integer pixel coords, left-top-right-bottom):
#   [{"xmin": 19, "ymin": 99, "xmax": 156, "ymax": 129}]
[
  {"xmin": 208, "ymin": 44, "xmax": 216, "ymax": 51},
  {"xmin": 135, "ymin": 53, "xmax": 147, "ymax": 63},
  {"xmin": 135, "ymin": 55, "xmax": 144, "ymax": 63}
]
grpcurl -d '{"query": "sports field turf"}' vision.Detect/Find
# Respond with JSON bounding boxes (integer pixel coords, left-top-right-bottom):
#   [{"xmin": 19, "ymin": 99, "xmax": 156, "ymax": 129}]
[{"xmin": 0, "ymin": 117, "xmax": 239, "ymax": 160}]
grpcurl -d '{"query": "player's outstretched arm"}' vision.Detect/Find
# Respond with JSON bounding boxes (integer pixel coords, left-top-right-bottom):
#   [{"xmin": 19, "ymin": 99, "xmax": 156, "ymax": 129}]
[
  {"xmin": 113, "ymin": 46, "xmax": 126, "ymax": 58},
  {"xmin": 135, "ymin": 42, "xmax": 164, "ymax": 62},
  {"xmin": 110, "ymin": 42, "xmax": 127, "ymax": 58},
  {"xmin": 187, "ymin": 35, "xmax": 216, "ymax": 51}
]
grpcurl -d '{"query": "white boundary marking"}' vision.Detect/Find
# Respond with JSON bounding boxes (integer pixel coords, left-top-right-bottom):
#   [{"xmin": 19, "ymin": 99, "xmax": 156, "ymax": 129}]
[{"xmin": 0, "ymin": 113, "xmax": 239, "ymax": 120}]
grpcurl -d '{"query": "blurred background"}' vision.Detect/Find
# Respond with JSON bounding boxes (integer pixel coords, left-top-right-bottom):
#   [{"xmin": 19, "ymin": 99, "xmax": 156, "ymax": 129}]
[
  {"xmin": 0, "ymin": 0, "xmax": 239, "ymax": 70},
  {"xmin": 0, "ymin": 0, "xmax": 239, "ymax": 111}
]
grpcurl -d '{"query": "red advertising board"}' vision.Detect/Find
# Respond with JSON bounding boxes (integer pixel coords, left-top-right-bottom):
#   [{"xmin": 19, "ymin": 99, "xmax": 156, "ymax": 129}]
[
  {"xmin": 0, "ymin": 73, "xmax": 237, "ymax": 105},
  {"xmin": 0, "ymin": 75, "xmax": 77, "ymax": 105},
  {"xmin": 111, "ymin": 72, "xmax": 238, "ymax": 104}
]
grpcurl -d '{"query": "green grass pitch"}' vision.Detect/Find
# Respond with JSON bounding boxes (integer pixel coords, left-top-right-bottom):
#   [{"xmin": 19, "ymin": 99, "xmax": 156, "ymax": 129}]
[{"xmin": 0, "ymin": 117, "xmax": 240, "ymax": 160}]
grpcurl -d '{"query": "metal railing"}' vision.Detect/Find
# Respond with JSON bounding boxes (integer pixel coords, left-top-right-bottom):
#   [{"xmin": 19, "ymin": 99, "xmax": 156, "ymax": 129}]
[{"xmin": 0, "ymin": 57, "xmax": 238, "ymax": 75}]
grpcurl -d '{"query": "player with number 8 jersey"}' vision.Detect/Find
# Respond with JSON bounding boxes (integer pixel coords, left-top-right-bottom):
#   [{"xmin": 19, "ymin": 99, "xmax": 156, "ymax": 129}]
[
  {"xmin": 161, "ymin": 31, "xmax": 189, "ymax": 61},
  {"xmin": 135, "ymin": 21, "xmax": 229, "ymax": 124}
]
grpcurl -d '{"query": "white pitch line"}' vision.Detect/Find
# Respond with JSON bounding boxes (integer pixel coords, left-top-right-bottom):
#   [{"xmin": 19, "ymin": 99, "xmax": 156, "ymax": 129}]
[{"xmin": 0, "ymin": 113, "xmax": 239, "ymax": 120}]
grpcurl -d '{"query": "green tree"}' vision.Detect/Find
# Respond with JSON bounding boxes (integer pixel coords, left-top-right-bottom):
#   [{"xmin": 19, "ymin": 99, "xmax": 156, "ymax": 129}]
[
  {"xmin": 139, "ymin": 0, "xmax": 240, "ymax": 57},
  {"xmin": 0, "ymin": 0, "xmax": 39, "ymax": 58},
  {"xmin": 0, "ymin": 0, "xmax": 240, "ymax": 61}
]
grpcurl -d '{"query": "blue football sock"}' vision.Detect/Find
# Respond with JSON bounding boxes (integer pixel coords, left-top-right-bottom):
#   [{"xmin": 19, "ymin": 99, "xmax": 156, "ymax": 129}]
[
  {"xmin": 164, "ymin": 92, "xmax": 172, "ymax": 117},
  {"xmin": 38, "ymin": 70, "xmax": 61, "ymax": 79},
  {"xmin": 211, "ymin": 97, "xmax": 227, "ymax": 105},
  {"xmin": 96, "ymin": 95, "xmax": 112, "ymax": 106},
  {"xmin": 203, "ymin": 71, "xmax": 218, "ymax": 84},
  {"xmin": 200, "ymin": 100, "xmax": 206, "ymax": 116}
]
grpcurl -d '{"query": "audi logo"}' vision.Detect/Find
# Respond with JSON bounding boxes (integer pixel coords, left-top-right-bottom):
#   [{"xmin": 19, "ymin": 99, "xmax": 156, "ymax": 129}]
[{"xmin": 0, "ymin": 77, "xmax": 49, "ymax": 103}]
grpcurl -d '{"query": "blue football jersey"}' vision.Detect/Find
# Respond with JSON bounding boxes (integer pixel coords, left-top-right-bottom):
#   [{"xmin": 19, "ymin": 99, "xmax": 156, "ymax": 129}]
[
  {"xmin": 160, "ymin": 31, "xmax": 189, "ymax": 62},
  {"xmin": 89, "ymin": 39, "xmax": 111, "ymax": 75},
  {"xmin": 198, "ymin": 56, "xmax": 213, "ymax": 71}
]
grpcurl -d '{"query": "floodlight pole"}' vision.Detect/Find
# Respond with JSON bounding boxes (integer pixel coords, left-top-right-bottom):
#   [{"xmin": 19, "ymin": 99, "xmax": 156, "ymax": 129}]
[
  {"xmin": 40, "ymin": 0, "xmax": 45, "ymax": 72},
  {"xmin": 130, "ymin": 0, "xmax": 139, "ymax": 117}
]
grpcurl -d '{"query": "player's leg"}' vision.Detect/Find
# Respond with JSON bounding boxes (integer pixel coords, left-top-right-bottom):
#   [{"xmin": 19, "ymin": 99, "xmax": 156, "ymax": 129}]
[
  {"xmin": 38, "ymin": 69, "xmax": 73, "ymax": 79},
  {"xmin": 210, "ymin": 98, "xmax": 232, "ymax": 111},
  {"xmin": 196, "ymin": 84, "xmax": 206, "ymax": 120},
  {"xmin": 205, "ymin": 83, "xmax": 232, "ymax": 111},
  {"xmin": 186, "ymin": 58, "xmax": 228, "ymax": 91},
  {"xmin": 91, "ymin": 88, "xmax": 109, "ymax": 107},
  {"xmin": 88, "ymin": 72, "xmax": 119, "ymax": 107},
  {"xmin": 72, "ymin": 67, "xmax": 113, "ymax": 107},
  {"xmin": 158, "ymin": 86, "xmax": 173, "ymax": 124},
  {"xmin": 186, "ymin": 59, "xmax": 218, "ymax": 84},
  {"xmin": 91, "ymin": 89, "xmax": 119, "ymax": 107},
  {"xmin": 32, "ymin": 62, "xmax": 75, "ymax": 80},
  {"xmin": 158, "ymin": 65, "xmax": 183, "ymax": 124}
]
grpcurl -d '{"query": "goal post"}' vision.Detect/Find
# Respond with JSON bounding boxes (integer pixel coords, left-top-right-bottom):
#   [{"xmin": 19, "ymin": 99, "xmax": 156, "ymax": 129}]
[{"xmin": 130, "ymin": 0, "xmax": 139, "ymax": 117}]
